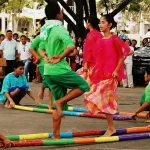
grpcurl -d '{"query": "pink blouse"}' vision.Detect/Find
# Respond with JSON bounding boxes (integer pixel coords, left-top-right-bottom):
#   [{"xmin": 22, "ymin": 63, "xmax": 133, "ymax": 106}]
[{"xmin": 90, "ymin": 35, "xmax": 130, "ymax": 83}]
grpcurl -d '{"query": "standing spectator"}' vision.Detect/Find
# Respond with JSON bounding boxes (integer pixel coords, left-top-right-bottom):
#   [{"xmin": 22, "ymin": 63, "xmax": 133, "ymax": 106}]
[
  {"xmin": 118, "ymin": 30, "xmax": 127, "ymax": 40},
  {"xmin": 131, "ymin": 39, "xmax": 138, "ymax": 51},
  {"xmin": 145, "ymin": 29, "xmax": 150, "ymax": 38},
  {"xmin": 13, "ymin": 33, "xmax": 20, "ymax": 42},
  {"xmin": 122, "ymin": 39, "xmax": 134, "ymax": 88},
  {"xmin": 76, "ymin": 37, "xmax": 84, "ymax": 70},
  {"xmin": 0, "ymin": 30, "xmax": 18, "ymax": 75},
  {"xmin": 0, "ymin": 34, "xmax": 5, "ymax": 45},
  {"xmin": 142, "ymin": 38, "xmax": 149, "ymax": 47},
  {"xmin": 18, "ymin": 35, "xmax": 32, "ymax": 81}
]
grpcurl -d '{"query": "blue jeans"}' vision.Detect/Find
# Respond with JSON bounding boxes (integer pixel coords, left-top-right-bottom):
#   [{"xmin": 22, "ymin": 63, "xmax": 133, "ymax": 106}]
[{"xmin": 22, "ymin": 60, "xmax": 32, "ymax": 81}]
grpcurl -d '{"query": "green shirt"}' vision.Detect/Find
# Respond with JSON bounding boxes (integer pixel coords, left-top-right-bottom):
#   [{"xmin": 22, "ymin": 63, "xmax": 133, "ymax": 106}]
[
  {"xmin": 30, "ymin": 36, "xmax": 44, "ymax": 67},
  {"xmin": 145, "ymin": 82, "xmax": 150, "ymax": 102},
  {"xmin": 39, "ymin": 25, "xmax": 74, "ymax": 75}
]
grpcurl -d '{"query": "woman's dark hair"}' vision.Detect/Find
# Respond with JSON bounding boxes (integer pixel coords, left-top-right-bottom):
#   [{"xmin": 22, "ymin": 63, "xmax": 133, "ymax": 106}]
[
  {"xmin": 87, "ymin": 15, "xmax": 100, "ymax": 31},
  {"xmin": 142, "ymin": 38, "xmax": 148, "ymax": 46},
  {"xmin": 45, "ymin": 0, "xmax": 61, "ymax": 20},
  {"xmin": 125, "ymin": 39, "xmax": 132, "ymax": 46},
  {"xmin": 20, "ymin": 35, "xmax": 26, "ymax": 39},
  {"xmin": 76, "ymin": 37, "xmax": 83, "ymax": 48},
  {"xmin": 14, "ymin": 61, "xmax": 24, "ymax": 69},
  {"xmin": 101, "ymin": 14, "xmax": 117, "ymax": 29}
]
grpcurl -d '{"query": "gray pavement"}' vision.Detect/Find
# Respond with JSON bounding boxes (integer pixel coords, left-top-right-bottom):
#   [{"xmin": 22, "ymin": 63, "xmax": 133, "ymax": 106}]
[{"xmin": 0, "ymin": 83, "xmax": 149, "ymax": 150}]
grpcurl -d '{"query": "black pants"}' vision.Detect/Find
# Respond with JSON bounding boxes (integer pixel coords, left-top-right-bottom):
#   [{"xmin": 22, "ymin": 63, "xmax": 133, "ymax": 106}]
[
  {"xmin": 12, "ymin": 91, "xmax": 26, "ymax": 105},
  {"xmin": 6, "ymin": 60, "xmax": 15, "ymax": 75}
]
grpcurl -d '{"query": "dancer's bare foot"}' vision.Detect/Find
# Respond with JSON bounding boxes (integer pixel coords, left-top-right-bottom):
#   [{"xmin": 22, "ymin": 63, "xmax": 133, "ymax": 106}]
[
  {"xmin": 38, "ymin": 87, "xmax": 44, "ymax": 100},
  {"xmin": 53, "ymin": 101, "xmax": 64, "ymax": 117},
  {"xmin": 51, "ymin": 135, "xmax": 61, "ymax": 139},
  {"xmin": 103, "ymin": 128, "xmax": 116, "ymax": 137}
]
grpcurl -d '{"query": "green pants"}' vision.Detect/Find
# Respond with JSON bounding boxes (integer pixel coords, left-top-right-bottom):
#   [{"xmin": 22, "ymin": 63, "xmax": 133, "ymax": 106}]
[
  {"xmin": 140, "ymin": 93, "xmax": 150, "ymax": 111},
  {"xmin": 38, "ymin": 66, "xmax": 48, "ymax": 88},
  {"xmin": 44, "ymin": 71, "xmax": 90, "ymax": 110}
]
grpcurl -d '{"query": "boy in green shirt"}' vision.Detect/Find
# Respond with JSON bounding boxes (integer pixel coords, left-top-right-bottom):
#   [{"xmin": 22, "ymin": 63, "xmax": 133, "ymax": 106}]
[
  {"xmin": 132, "ymin": 66, "xmax": 150, "ymax": 121},
  {"xmin": 39, "ymin": 0, "xmax": 90, "ymax": 139},
  {"xmin": 30, "ymin": 18, "xmax": 52, "ymax": 109}
]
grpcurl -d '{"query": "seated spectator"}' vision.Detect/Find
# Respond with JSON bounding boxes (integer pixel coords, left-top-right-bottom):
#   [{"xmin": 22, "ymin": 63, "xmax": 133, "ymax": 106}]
[
  {"xmin": 142, "ymin": 38, "xmax": 148, "ymax": 47},
  {"xmin": 0, "ymin": 61, "xmax": 39, "ymax": 108}
]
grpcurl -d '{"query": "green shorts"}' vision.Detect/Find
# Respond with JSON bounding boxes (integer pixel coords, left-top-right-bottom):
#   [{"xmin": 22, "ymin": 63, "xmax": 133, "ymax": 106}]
[
  {"xmin": 44, "ymin": 71, "xmax": 90, "ymax": 110},
  {"xmin": 140, "ymin": 93, "xmax": 150, "ymax": 111},
  {"xmin": 38, "ymin": 66, "xmax": 48, "ymax": 88}
]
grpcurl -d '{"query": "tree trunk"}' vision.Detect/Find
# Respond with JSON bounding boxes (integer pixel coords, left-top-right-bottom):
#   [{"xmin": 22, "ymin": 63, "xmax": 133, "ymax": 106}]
[
  {"xmin": 13, "ymin": 19, "xmax": 19, "ymax": 32},
  {"xmin": 110, "ymin": 0, "xmax": 133, "ymax": 17},
  {"xmin": 74, "ymin": 0, "xmax": 86, "ymax": 38},
  {"xmin": 63, "ymin": 13, "xmax": 77, "ymax": 34},
  {"xmin": 57, "ymin": 0, "xmax": 80, "ymax": 24},
  {"xmin": 82, "ymin": 0, "xmax": 89, "ymax": 21},
  {"xmin": 89, "ymin": 0, "xmax": 96, "ymax": 16}
]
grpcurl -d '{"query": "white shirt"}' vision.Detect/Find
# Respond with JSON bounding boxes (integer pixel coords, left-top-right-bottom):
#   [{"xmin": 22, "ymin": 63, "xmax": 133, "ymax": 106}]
[
  {"xmin": 145, "ymin": 31, "xmax": 150, "ymax": 38},
  {"xmin": 125, "ymin": 46, "xmax": 134, "ymax": 63},
  {"xmin": 18, "ymin": 42, "xmax": 31, "ymax": 60},
  {"xmin": 77, "ymin": 46, "xmax": 83, "ymax": 65},
  {"xmin": 0, "ymin": 39, "xmax": 18, "ymax": 60}
]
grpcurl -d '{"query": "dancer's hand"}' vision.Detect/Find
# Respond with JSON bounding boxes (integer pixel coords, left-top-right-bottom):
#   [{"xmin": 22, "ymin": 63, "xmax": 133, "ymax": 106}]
[
  {"xmin": 112, "ymin": 71, "xmax": 118, "ymax": 78},
  {"xmin": 49, "ymin": 55, "xmax": 61, "ymax": 64},
  {"xmin": 131, "ymin": 113, "xmax": 137, "ymax": 120},
  {"xmin": 34, "ymin": 98, "xmax": 39, "ymax": 106},
  {"xmin": 2, "ymin": 138, "xmax": 13, "ymax": 148},
  {"xmin": 83, "ymin": 65, "xmax": 88, "ymax": 72},
  {"xmin": 34, "ymin": 57, "xmax": 40, "ymax": 64},
  {"xmin": 44, "ymin": 56, "xmax": 50, "ymax": 63}
]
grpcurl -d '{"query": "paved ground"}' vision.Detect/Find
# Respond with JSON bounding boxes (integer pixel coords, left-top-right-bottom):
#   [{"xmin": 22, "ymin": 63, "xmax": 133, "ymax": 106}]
[{"xmin": 0, "ymin": 83, "xmax": 149, "ymax": 150}]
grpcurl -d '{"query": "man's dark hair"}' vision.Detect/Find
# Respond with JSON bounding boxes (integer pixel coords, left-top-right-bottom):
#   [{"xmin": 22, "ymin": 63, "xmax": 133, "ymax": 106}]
[
  {"xmin": 13, "ymin": 33, "xmax": 19, "ymax": 37},
  {"xmin": 20, "ymin": 35, "xmax": 26, "ymax": 39},
  {"xmin": 6, "ymin": 30, "xmax": 12, "ymax": 33},
  {"xmin": 148, "ymin": 29, "xmax": 150, "ymax": 32},
  {"xmin": 14, "ymin": 61, "xmax": 25, "ymax": 69},
  {"xmin": 45, "ymin": 0, "xmax": 61, "ymax": 20},
  {"xmin": 132, "ymin": 39, "xmax": 137, "ymax": 43}
]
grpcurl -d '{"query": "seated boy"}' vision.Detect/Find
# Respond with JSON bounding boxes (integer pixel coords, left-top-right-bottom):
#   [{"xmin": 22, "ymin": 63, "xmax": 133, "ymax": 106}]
[
  {"xmin": 132, "ymin": 66, "xmax": 150, "ymax": 121},
  {"xmin": 0, "ymin": 61, "xmax": 39, "ymax": 108}
]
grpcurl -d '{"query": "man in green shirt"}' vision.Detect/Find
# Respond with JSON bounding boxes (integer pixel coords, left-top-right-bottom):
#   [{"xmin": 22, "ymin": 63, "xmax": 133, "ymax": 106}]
[
  {"xmin": 39, "ymin": 0, "xmax": 90, "ymax": 139},
  {"xmin": 132, "ymin": 66, "xmax": 150, "ymax": 122},
  {"xmin": 30, "ymin": 18, "xmax": 52, "ymax": 109}
]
